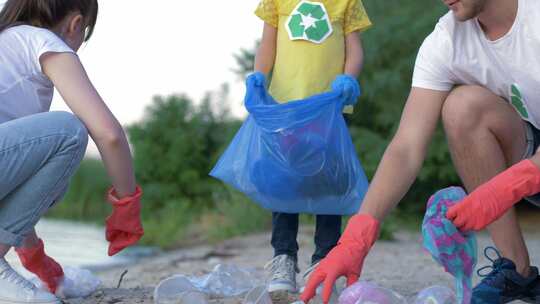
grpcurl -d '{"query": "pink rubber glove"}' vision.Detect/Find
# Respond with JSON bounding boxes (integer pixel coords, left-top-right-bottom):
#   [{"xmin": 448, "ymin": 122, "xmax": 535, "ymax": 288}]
[
  {"xmin": 301, "ymin": 214, "xmax": 379, "ymax": 304},
  {"xmin": 106, "ymin": 186, "xmax": 144, "ymax": 256},
  {"xmin": 447, "ymin": 160, "xmax": 540, "ymax": 232},
  {"xmin": 15, "ymin": 239, "xmax": 64, "ymax": 293}
]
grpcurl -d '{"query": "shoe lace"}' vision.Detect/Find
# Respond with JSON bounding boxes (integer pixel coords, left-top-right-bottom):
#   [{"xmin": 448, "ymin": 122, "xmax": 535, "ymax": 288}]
[
  {"xmin": 302, "ymin": 261, "xmax": 319, "ymax": 281},
  {"xmin": 0, "ymin": 259, "xmax": 35, "ymax": 291},
  {"xmin": 264, "ymin": 255, "xmax": 296, "ymax": 281},
  {"xmin": 477, "ymin": 246, "xmax": 505, "ymax": 285}
]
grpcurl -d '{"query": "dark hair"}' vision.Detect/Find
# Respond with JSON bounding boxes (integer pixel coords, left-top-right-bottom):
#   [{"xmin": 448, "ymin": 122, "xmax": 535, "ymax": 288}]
[{"xmin": 0, "ymin": 0, "xmax": 98, "ymax": 41}]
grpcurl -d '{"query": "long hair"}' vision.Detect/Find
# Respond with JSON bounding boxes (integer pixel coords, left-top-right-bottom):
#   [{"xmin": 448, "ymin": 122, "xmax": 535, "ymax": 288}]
[{"xmin": 0, "ymin": 0, "xmax": 98, "ymax": 41}]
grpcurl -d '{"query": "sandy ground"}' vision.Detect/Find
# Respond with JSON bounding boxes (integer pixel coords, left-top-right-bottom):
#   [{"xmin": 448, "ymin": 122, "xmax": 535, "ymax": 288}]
[{"xmin": 61, "ymin": 224, "xmax": 540, "ymax": 304}]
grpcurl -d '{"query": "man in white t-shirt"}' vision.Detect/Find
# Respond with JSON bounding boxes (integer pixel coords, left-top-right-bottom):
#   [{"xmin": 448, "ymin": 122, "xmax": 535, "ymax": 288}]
[{"xmin": 301, "ymin": 0, "xmax": 540, "ymax": 303}]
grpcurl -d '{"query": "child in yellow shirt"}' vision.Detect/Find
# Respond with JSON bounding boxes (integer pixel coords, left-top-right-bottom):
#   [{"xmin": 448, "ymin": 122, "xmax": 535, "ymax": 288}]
[{"xmin": 253, "ymin": 0, "xmax": 371, "ymax": 295}]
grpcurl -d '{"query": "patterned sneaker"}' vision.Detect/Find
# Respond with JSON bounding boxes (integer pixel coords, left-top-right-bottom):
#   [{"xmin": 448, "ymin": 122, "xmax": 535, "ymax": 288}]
[
  {"xmin": 264, "ymin": 254, "xmax": 299, "ymax": 293},
  {"xmin": 0, "ymin": 258, "xmax": 59, "ymax": 304},
  {"xmin": 472, "ymin": 247, "xmax": 539, "ymax": 304}
]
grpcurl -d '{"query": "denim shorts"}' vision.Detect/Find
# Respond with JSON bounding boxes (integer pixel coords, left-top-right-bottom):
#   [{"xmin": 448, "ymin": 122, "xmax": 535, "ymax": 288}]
[{"xmin": 522, "ymin": 123, "xmax": 540, "ymax": 207}]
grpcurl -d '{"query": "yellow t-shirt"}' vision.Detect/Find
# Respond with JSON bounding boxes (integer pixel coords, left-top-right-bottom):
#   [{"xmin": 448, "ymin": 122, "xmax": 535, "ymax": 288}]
[{"xmin": 255, "ymin": 0, "xmax": 371, "ymax": 112}]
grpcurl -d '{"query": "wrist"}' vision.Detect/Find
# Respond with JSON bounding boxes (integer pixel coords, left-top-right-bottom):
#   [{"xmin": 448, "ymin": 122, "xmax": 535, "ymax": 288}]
[
  {"xmin": 341, "ymin": 214, "xmax": 380, "ymax": 246},
  {"xmin": 107, "ymin": 185, "xmax": 142, "ymax": 206}
]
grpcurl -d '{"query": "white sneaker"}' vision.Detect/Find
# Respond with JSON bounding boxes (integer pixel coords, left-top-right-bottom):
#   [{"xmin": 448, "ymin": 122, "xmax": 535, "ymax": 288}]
[
  {"xmin": 264, "ymin": 255, "xmax": 299, "ymax": 293},
  {"xmin": 0, "ymin": 259, "xmax": 59, "ymax": 304}
]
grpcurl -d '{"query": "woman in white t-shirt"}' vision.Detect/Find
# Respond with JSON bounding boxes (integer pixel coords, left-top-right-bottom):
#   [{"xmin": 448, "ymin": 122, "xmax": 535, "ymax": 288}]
[{"xmin": 0, "ymin": 1, "xmax": 144, "ymax": 303}]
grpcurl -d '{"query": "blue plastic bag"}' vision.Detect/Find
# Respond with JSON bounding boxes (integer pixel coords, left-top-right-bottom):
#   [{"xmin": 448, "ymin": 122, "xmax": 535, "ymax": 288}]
[{"xmin": 210, "ymin": 73, "xmax": 368, "ymax": 215}]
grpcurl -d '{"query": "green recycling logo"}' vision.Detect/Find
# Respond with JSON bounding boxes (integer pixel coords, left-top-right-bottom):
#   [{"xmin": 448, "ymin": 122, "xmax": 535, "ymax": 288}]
[
  {"xmin": 510, "ymin": 84, "xmax": 529, "ymax": 119},
  {"xmin": 286, "ymin": 1, "xmax": 333, "ymax": 44}
]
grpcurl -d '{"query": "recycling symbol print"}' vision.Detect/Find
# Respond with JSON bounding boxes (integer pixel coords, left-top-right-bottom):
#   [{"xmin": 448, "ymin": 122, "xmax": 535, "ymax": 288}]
[
  {"xmin": 510, "ymin": 84, "xmax": 530, "ymax": 120},
  {"xmin": 286, "ymin": 1, "xmax": 333, "ymax": 44}
]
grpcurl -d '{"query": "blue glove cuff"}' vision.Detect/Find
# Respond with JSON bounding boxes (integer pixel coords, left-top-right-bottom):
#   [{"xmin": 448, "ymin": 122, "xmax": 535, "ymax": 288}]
[
  {"xmin": 331, "ymin": 74, "xmax": 362, "ymax": 106},
  {"xmin": 246, "ymin": 72, "xmax": 267, "ymax": 88}
]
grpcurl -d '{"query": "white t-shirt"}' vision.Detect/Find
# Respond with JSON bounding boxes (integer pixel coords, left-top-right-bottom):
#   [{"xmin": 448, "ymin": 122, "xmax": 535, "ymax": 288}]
[
  {"xmin": 412, "ymin": 0, "xmax": 540, "ymax": 128},
  {"xmin": 0, "ymin": 25, "xmax": 74, "ymax": 124}
]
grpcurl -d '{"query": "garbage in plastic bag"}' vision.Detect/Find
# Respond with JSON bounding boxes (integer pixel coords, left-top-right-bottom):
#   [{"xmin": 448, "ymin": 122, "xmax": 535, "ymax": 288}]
[
  {"xmin": 422, "ymin": 187, "xmax": 477, "ymax": 304},
  {"xmin": 31, "ymin": 266, "xmax": 101, "ymax": 299},
  {"xmin": 154, "ymin": 264, "xmax": 263, "ymax": 304},
  {"xmin": 338, "ymin": 281, "xmax": 407, "ymax": 304},
  {"xmin": 414, "ymin": 286, "xmax": 457, "ymax": 304},
  {"xmin": 243, "ymin": 285, "xmax": 272, "ymax": 304},
  {"xmin": 210, "ymin": 72, "xmax": 369, "ymax": 215}
]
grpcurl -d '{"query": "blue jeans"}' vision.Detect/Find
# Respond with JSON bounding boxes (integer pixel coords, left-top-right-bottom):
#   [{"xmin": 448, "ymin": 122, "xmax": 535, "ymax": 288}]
[
  {"xmin": 272, "ymin": 212, "xmax": 341, "ymax": 264},
  {"xmin": 0, "ymin": 112, "xmax": 88, "ymax": 247}
]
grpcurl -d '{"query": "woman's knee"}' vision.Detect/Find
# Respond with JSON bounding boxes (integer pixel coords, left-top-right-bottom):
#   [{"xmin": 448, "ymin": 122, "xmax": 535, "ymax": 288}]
[{"xmin": 49, "ymin": 111, "xmax": 89, "ymax": 153}]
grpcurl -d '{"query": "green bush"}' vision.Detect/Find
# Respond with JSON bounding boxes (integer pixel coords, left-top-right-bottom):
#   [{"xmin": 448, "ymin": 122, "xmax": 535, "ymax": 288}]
[
  {"xmin": 127, "ymin": 93, "xmax": 238, "ymax": 207},
  {"xmin": 48, "ymin": 158, "xmax": 111, "ymax": 221}
]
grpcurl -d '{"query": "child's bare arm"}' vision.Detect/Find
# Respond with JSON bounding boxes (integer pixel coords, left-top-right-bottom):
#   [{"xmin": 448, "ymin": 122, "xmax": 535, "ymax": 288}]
[
  {"xmin": 41, "ymin": 52, "xmax": 136, "ymax": 198},
  {"xmin": 254, "ymin": 23, "xmax": 277, "ymax": 75},
  {"xmin": 344, "ymin": 31, "xmax": 364, "ymax": 77}
]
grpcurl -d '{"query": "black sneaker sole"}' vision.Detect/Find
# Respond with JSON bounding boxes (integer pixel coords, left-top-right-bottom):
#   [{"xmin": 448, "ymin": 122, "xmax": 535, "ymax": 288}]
[{"xmin": 269, "ymin": 290, "xmax": 298, "ymax": 304}]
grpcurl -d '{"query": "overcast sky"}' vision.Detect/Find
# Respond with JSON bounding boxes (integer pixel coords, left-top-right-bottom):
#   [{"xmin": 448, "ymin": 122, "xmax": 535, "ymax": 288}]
[{"xmin": 39, "ymin": 1, "xmax": 263, "ymax": 155}]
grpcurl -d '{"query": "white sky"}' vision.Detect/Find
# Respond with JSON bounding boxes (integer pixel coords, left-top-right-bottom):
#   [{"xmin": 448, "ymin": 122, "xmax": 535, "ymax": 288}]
[{"xmin": 47, "ymin": 1, "xmax": 262, "ymax": 155}]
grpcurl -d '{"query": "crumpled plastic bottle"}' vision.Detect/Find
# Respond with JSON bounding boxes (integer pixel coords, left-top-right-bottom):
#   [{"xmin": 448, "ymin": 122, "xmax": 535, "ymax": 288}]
[
  {"xmin": 154, "ymin": 264, "xmax": 263, "ymax": 303},
  {"xmin": 413, "ymin": 286, "xmax": 456, "ymax": 304},
  {"xmin": 153, "ymin": 275, "xmax": 202, "ymax": 304},
  {"xmin": 338, "ymin": 281, "xmax": 407, "ymax": 304},
  {"xmin": 192, "ymin": 264, "xmax": 262, "ymax": 297}
]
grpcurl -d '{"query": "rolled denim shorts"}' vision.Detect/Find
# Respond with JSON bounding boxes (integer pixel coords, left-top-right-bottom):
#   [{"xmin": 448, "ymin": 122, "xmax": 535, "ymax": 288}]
[{"xmin": 522, "ymin": 123, "xmax": 540, "ymax": 207}]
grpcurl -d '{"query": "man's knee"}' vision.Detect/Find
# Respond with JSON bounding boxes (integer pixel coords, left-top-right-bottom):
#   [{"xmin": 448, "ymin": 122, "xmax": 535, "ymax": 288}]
[{"xmin": 442, "ymin": 85, "xmax": 496, "ymax": 137}]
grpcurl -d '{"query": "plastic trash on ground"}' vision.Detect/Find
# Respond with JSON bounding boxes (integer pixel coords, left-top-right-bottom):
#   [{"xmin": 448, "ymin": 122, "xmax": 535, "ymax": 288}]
[
  {"xmin": 243, "ymin": 285, "xmax": 272, "ymax": 304},
  {"xmin": 31, "ymin": 266, "xmax": 102, "ymax": 299},
  {"xmin": 414, "ymin": 286, "xmax": 457, "ymax": 304},
  {"xmin": 210, "ymin": 72, "xmax": 368, "ymax": 215},
  {"xmin": 422, "ymin": 187, "xmax": 477, "ymax": 304},
  {"xmin": 191, "ymin": 264, "xmax": 262, "ymax": 297},
  {"xmin": 154, "ymin": 264, "xmax": 263, "ymax": 304},
  {"xmin": 338, "ymin": 281, "xmax": 406, "ymax": 304},
  {"xmin": 153, "ymin": 275, "xmax": 204, "ymax": 304}
]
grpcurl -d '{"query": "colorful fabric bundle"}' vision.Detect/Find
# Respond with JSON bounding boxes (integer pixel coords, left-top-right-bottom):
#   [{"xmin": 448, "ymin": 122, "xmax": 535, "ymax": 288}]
[{"xmin": 422, "ymin": 187, "xmax": 477, "ymax": 304}]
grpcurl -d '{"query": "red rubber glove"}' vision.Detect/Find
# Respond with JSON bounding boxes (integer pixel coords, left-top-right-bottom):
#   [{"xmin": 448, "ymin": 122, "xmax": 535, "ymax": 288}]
[
  {"xmin": 15, "ymin": 239, "xmax": 64, "ymax": 293},
  {"xmin": 301, "ymin": 214, "xmax": 379, "ymax": 304},
  {"xmin": 106, "ymin": 186, "xmax": 144, "ymax": 256},
  {"xmin": 447, "ymin": 160, "xmax": 540, "ymax": 232}
]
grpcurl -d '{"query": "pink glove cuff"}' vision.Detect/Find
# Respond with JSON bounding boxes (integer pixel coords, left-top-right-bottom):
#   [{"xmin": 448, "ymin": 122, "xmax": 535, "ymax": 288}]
[
  {"xmin": 340, "ymin": 214, "xmax": 380, "ymax": 249},
  {"xmin": 481, "ymin": 159, "xmax": 540, "ymax": 208},
  {"xmin": 107, "ymin": 186, "xmax": 143, "ymax": 206},
  {"xmin": 15, "ymin": 238, "xmax": 46, "ymax": 263}
]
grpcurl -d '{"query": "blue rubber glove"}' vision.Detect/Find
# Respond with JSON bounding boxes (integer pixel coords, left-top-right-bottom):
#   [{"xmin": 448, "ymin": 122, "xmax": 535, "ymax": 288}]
[
  {"xmin": 331, "ymin": 74, "xmax": 361, "ymax": 106},
  {"xmin": 246, "ymin": 72, "xmax": 267, "ymax": 88}
]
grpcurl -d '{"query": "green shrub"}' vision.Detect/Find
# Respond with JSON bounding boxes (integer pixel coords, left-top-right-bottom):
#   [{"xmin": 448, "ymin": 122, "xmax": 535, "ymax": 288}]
[{"xmin": 48, "ymin": 158, "xmax": 111, "ymax": 221}]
